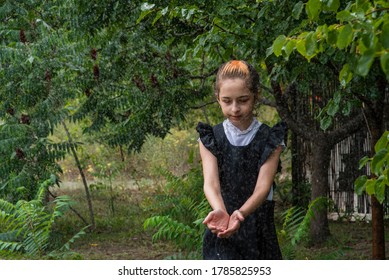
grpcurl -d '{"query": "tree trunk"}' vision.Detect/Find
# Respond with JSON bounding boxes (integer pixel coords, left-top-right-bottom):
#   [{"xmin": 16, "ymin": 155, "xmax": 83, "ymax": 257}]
[
  {"xmin": 368, "ymin": 113, "xmax": 386, "ymax": 259},
  {"xmin": 371, "ymin": 195, "xmax": 385, "ymax": 259},
  {"xmin": 362, "ymin": 73, "xmax": 386, "ymax": 259},
  {"xmin": 62, "ymin": 121, "xmax": 96, "ymax": 230},
  {"xmin": 291, "ymin": 131, "xmax": 309, "ymax": 208},
  {"xmin": 309, "ymin": 140, "xmax": 331, "ymax": 243}
]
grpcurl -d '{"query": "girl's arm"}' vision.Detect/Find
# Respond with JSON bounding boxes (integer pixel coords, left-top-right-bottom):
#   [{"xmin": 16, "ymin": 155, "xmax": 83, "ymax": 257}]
[
  {"xmin": 218, "ymin": 145, "xmax": 283, "ymax": 238},
  {"xmin": 239, "ymin": 145, "xmax": 283, "ymax": 217},
  {"xmin": 199, "ymin": 140, "xmax": 229, "ymax": 233},
  {"xmin": 199, "ymin": 140, "xmax": 225, "ymax": 211}
]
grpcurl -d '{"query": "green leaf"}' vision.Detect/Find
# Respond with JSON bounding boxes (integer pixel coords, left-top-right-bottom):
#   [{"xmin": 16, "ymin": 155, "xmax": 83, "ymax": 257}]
[
  {"xmin": 374, "ymin": 176, "xmax": 387, "ymax": 204},
  {"xmin": 322, "ymin": 0, "xmax": 340, "ymax": 12},
  {"xmin": 354, "ymin": 175, "xmax": 367, "ymax": 195},
  {"xmin": 339, "ymin": 64, "xmax": 353, "ymax": 87},
  {"xmin": 374, "ymin": 131, "xmax": 389, "ymax": 153},
  {"xmin": 341, "ymin": 100, "xmax": 352, "ymax": 116},
  {"xmin": 273, "ymin": 35, "xmax": 287, "ymax": 57},
  {"xmin": 376, "ymin": 0, "xmax": 389, "ymax": 8},
  {"xmin": 292, "ymin": 1, "xmax": 304, "ymax": 20},
  {"xmin": 137, "ymin": 9, "xmax": 155, "ymax": 24},
  {"xmin": 371, "ymin": 149, "xmax": 388, "ymax": 175},
  {"xmin": 283, "ymin": 40, "xmax": 296, "ymax": 58},
  {"xmin": 380, "ymin": 52, "xmax": 389, "ymax": 80},
  {"xmin": 336, "ymin": 24, "xmax": 353, "ymax": 49},
  {"xmin": 365, "ymin": 179, "xmax": 375, "ymax": 195},
  {"xmin": 266, "ymin": 46, "xmax": 274, "ymax": 58},
  {"xmin": 336, "ymin": 10, "xmax": 353, "ymax": 22},
  {"xmin": 320, "ymin": 115, "xmax": 332, "ymax": 131},
  {"xmin": 296, "ymin": 39, "xmax": 307, "ymax": 57},
  {"xmin": 306, "ymin": 0, "xmax": 322, "ymax": 20},
  {"xmin": 152, "ymin": 10, "xmax": 164, "ymax": 25},
  {"xmin": 305, "ymin": 32, "xmax": 317, "ymax": 56},
  {"xmin": 327, "ymin": 99, "xmax": 339, "ymax": 117},
  {"xmin": 141, "ymin": 3, "xmax": 156, "ymax": 11},
  {"xmin": 356, "ymin": 48, "xmax": 375, "ymax": 76},
  {"xmin": 327, "ymin": 26, "xmax": 338, "ymax": 45}
]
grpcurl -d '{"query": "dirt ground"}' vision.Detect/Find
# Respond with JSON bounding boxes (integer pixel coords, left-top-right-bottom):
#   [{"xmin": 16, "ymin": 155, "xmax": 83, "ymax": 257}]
[{"xmin": 74, "ymin": 234, "xmax": 177, "ymax": 260}]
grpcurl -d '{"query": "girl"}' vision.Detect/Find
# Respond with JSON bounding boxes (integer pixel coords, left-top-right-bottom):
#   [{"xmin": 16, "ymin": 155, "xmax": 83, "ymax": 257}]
[{"xmin": 196, "ymin": 60, "xmax": 286, "ymax": 260}]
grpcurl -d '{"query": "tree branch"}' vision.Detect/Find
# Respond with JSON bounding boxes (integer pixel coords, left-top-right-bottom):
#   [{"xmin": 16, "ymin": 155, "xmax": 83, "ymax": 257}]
[{"xmin": 191, "ymin": 100, "xmax": 217, "ymax": 109}]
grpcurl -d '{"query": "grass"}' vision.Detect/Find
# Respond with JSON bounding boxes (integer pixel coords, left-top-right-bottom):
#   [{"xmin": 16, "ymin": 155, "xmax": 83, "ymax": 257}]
[
  {"xmin": 294, "ymin": 221, "xmax": 374, "ymax": 260},
  {"xmin": 51, "ymin": 183, "xmax": 389, "ymax": 260},
  {"xmin": 51, "ymin": 183, "xmax": 178, "ymax": 260}
]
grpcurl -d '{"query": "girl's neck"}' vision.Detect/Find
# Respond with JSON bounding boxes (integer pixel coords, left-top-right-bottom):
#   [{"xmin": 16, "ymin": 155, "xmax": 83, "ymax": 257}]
[{"xmin": 227, "ymin": 116, "xmax": 256, "ymax": 132}]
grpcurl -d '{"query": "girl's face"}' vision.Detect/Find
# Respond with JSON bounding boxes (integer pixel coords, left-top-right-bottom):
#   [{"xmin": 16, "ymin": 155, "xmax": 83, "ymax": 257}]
[{"xmin": 217, "ymin": 78, "xmax": 255, "ymax": 131}]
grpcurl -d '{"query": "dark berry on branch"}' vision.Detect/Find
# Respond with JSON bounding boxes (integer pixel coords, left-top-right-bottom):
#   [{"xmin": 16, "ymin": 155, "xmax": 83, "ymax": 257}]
[
  {"xmin": 20, "ymin": 29, "xmax": 26, "ymax": 44},
  {"xmin": 85, "ymin": 88, "xmax": 92, "ymax": 97},
  {"xmin": 45, "ymin": 70, "xmax": 51, "ymax": 81},
  {"xmin": 7, "ymin": 107, "xmax": 15, "ymax": 115},
  {"xmin": 150, "ymin": 74, "xmax": 158, "ymax": 88},
  {"xmin": 93, "ymin": 64, "xmax": 100, "ymax": 80},
  {"xmin": 133, "ymin": 76, "xmax": 146, "ymax": 92},
  {"xmin": 91, "ymin": 48, "xmax": 97, "ymax": 60},
  {"xmin": 165, "ymin": 51, "xmax": 172, "ymax": 62},
  {"xmin": 20, "ymin": 114, "xmax": 30, "ymax": 124},
  {"xmin": 16, "ymin": 148, "xmax": 25, "ymax": 159}
]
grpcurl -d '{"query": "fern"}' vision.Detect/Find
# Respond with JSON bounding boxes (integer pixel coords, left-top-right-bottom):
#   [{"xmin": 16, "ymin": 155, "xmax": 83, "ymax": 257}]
[
  {"xmin": 278, "ymin": 196, "xmax": 330, "ymax": 259},
  {"xmin": 143, "ymin": 166, "xmax": 209, "ymax": 259},
  {"xmin": 0, "ymin": 178, "xmax": 86, "ymax": 259}
]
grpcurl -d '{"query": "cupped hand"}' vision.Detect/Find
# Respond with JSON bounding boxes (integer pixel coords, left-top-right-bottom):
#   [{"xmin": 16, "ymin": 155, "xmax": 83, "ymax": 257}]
[
  {"xmin": 217, "ymin": 210, "xmax": 245, "ymax": 238},
  {"xmin": 203, "ymin": 209, "xmax": 229, "ymax": 235}
]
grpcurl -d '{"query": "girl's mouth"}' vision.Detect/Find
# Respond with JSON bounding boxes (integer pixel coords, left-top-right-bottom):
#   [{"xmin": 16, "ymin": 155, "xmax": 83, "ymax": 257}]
[{"xmin": 229, "ymin": 116, "xmax": 241, "ymax": 121}]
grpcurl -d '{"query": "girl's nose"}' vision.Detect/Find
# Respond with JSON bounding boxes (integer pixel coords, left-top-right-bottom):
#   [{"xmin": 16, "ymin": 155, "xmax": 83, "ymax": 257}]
[{"xmin": 231, "ymin": 102, "xmax": 240, "ymax": 113}]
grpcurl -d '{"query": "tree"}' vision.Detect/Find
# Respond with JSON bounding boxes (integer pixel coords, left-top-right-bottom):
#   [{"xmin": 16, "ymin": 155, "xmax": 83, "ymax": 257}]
[
  {"xmin": 271, "ymin": 0, "xmax": 389, "ymax": 259},
  {"xmin": 0, "ymin": 0, "xmax": 84, "ymax": 200}
]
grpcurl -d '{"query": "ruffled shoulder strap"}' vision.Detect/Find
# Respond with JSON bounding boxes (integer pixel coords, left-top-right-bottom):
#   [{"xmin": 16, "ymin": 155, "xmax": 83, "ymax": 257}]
[
  {"xmin": 196, "ymin": 122, "xmax": 219, "ymax": 157},
  {"xmin": 258, "ymin": 121, "xmax": 288, "ymax": 169}
]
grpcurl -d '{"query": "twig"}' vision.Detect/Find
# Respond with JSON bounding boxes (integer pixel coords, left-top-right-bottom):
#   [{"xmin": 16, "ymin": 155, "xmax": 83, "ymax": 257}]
[{"xmin": 48, "ymin": 188, "xmax": 90, "ymax": 226}]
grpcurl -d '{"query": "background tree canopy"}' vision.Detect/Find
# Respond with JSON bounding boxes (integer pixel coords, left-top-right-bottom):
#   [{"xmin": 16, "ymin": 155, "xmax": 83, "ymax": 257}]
[{"xmin": 0, "ymin": 0, "xmax": 388, "ymax": 259}]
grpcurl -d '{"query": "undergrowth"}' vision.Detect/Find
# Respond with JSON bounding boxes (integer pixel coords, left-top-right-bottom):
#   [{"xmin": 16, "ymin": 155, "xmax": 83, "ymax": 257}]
[{"xmin": 0, "ymin": 177, "xmax": 87, "ymax": 259}]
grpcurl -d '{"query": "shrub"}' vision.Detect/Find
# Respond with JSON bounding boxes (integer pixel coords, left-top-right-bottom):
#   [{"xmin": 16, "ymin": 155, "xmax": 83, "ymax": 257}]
[{"xmin": 0, "ymin": 177, "xmax": 87, "ymax": 259}]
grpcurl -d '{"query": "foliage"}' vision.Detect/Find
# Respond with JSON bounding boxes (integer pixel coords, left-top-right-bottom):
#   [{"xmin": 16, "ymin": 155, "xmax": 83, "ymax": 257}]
[
  {"xmin": 355, "ymin": 131, "xmax": 389, "ymax": 203},
  {"xmin": 0, "ymin": 0, "xmax": 86, "ymax": 200},
  {"xmin": 271, "ymin": 0, "xmax": 389, "ymax": 80},
  {"xmin": 143, "ymin": 166, "xmax": 209, "ymax": 259},
  {"xmin": 275, "ymin": 178, "xmax": 311, "ymax": 208},
  {"xmin": 137, "ymin": 128, "xmax": 200, "ymax": 177},
  {"xmin": 0, "ymin": 177, "xmax": 87, "ymax": 259},
  {"xmin": 269, "ymin": 0, "xmax": 389, "ymax": 130},
  {"xmin": 0, "ymin": 0, "xmax": 210, "ymax": 198},
  {"xmin": 277, "ymin": 196, "xmax": 329, "ymax": 259}
]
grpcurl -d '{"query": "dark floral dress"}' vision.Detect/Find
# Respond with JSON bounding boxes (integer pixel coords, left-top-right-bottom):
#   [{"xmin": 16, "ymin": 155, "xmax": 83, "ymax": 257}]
[{"xmin": 196, "ymin": 121, "xmax": 287, "ymax": 260}]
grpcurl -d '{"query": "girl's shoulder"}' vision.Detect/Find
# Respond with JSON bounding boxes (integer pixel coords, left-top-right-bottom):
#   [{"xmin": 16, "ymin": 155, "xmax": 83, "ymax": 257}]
[
  {"xmin": 196, "ymin": 122, "xmax": 222, "ymax": 156},
  {"xmin": 257, "ymin": 121, "xmax": 288, "ymax": 167},
  {"xmin": 196, "ymin": 122, "xmax": 224, "ymax": 136}
]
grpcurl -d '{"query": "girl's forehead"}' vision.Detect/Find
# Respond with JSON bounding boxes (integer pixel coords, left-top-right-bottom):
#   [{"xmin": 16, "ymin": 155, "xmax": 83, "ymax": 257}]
[{"xmin": 219, "ymin": 78, "xmax": 248, "ymax": 91}]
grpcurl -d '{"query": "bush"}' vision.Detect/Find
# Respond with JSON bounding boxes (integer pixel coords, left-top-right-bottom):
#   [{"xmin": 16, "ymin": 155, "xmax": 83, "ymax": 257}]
[
  {"xmin": 0, "ymin": 177, "xmax": 87, "ymax": 259},
  {"xmin": 143, "ymin": 166, "xmax": 209, "ymax": 259}
]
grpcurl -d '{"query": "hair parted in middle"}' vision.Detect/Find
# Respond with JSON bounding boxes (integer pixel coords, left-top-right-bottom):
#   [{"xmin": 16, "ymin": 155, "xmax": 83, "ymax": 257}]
[{"xmin": 214, "ymin": 60, "xmax": 260, "ymax": 98}]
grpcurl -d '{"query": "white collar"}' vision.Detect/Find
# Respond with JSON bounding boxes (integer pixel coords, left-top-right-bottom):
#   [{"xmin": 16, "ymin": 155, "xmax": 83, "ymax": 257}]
[{"xmin": 224, "ymin": 118, "xmax": 260, "ymax": 136}]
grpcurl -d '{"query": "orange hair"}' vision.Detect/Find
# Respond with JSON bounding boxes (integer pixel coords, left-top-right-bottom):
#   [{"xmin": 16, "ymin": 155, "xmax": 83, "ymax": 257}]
[
  {"xmin": 220, "ymin": 60, "xmax": 250, "ymax": 76},
  {"xmin": 214, "ymin": 60, "xmax": 259, "ymax": 97}
]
